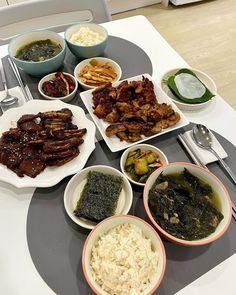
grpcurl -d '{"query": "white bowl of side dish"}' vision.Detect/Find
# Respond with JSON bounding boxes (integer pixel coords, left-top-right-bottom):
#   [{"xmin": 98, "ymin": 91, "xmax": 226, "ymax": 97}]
[
  {"xmin": 161, "ymin": 68, "xmax": 217, "ymax": 111},
  {"xmin": 38, "ymin": 72, "xmax": 78, "ymax": 102},
  {"xmin": 74, "ymin": 57, "xmax": 122, "ymax": 90},
  {"xmin": 143, "ymin": 162, "xmax": 232, "ymax": 246},
  {"xmin": 120, "ymin": 144, "xmax": 169, "ymax": 187},
  {"xmin": 82, "ymin": 214, "xmax": 166, "ymax": 295},
  {"xmin": 64, "ymin": 165, "xmax": 133, "ymax": 229}
]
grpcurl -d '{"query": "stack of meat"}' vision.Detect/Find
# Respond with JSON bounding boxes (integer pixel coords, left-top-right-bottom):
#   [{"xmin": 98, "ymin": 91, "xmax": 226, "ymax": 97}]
[
  {"xmin": 0, "ymin": 108, "xmax": 86, "ymax": 178},
  {"xmin": 92, "ymin": 77, "xmax": 180, "ymax": 143}
]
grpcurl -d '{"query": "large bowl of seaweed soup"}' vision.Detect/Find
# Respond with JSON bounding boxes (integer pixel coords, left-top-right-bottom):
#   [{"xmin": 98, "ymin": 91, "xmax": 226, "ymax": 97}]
[
  {"xmin": 143, "ymin": 163, "xmax": 232, "ymax": 246},
  {"xmin": 64, "ymin": 165, "xmax": 133, "ymax": 229},
  {"xmin": 8, "ymin": 30, "xmax": 66, "ymax": 76}
]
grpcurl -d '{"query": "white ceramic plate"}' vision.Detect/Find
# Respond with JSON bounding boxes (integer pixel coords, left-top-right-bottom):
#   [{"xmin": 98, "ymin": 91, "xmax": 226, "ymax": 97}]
[
  {"xmin": 80, "ymin": 73, "xmax": 189, "ymax": 152},
  {"xmin": 64, "ymin": 165, "xmax": 133, "ymax": 229},
  {"xmin": 161, "ymin": 68, "xmax": 217, "ymax": 111},
  {"xmin": 0, "ymin": 100, "xmax": 96, "ymax": 188}
]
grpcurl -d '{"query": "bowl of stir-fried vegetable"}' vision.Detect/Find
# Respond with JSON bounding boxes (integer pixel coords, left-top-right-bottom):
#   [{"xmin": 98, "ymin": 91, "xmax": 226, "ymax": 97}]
[
  {"xmin": 120, "ymin": 144, "xmax": 168, "ymax": 186},
  {"xmin": 143, "ymin": 162, "xmax": 232, "ymax": 246}
]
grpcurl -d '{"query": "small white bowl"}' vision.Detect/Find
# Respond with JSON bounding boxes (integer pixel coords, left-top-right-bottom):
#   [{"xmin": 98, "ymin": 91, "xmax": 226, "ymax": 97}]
[
  {"xmin": 38, "ymin": 72, "xmax": 78, "ymax": 102},
  {"xmin": 143, "ymin": 162, "xmax": 232, "ymax": 246},
  {"xmin": 120, "ymin": 144, "xmax": 169, "ymax": 187},
  {"xmin": 161, "ymin": 68, "xmax": 217, "ymax": 111},
  {"xmin": 64, "ymin": 165, "xmax": 133, "ymax": 229},
  {"xmin": 74, "ymin": 57, "xmax": 122, "ymax": 90},
  {"xmin": 82, "ymin": 214, "xmax": 166, "ymax": 295}
]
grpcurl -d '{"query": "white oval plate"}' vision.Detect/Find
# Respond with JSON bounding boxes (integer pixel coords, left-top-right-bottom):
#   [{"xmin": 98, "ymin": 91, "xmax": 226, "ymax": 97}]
[{"xmin": 0, "ymin": 100, "xmax": 96, "ymax": 188}]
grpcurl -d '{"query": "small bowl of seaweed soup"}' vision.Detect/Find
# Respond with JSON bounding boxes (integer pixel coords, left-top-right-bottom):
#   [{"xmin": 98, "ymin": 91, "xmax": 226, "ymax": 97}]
[
  {"xmin": 64, "ymin": 165, "xmax": 133, "ymax": 229},
  {"xmin": 143, "ymin": 162, "xmax": 232, "ymax": 246}
]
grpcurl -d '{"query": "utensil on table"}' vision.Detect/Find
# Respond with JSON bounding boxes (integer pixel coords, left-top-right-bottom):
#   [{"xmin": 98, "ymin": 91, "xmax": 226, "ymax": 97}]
[
  {"xmin": 8, "ymin": 57, "xmax": 31, "ymax": 102},
  {"xmin": 0, "ymin": 59, "xmax": 18, "ymax": 106},
  {"xmin": 192, "ymin": 124, "xmax": 236, "ymax": 186},
  {"xmin": 178, "ymin": 132, "xmax": 236, "ymax": 221}
]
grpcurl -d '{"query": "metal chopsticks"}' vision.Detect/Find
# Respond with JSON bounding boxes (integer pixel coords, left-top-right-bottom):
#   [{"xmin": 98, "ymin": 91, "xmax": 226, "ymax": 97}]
[
  {"xmin": 178, "ymin": 133, "xmax": 236, "ymax": 221},
  {"xmin": 8, "ymin": 57, "xmax": 32, "ymax": 102}
]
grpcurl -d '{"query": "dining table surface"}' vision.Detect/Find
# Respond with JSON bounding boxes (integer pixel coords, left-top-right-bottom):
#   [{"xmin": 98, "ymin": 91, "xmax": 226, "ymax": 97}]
[{"xmin": 0, "ymin": 15, "xmax": 236, "ymax": 295}]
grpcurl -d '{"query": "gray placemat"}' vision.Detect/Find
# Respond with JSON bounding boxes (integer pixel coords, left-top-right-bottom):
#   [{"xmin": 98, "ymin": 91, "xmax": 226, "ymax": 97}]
[
  {"xmin": 27, "ymin": 124, "xmax": 236, "ymax": 295},
  {"xmin": 1, "ymin": 36, "xmax": 153, "ymax": 112}
]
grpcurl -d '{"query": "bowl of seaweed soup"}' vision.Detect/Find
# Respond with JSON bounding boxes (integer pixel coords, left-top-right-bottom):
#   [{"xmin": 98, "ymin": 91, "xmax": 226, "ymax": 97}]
[{"xmin": 147, "ymin": 167, "xmax": 224, "ymax": 242}]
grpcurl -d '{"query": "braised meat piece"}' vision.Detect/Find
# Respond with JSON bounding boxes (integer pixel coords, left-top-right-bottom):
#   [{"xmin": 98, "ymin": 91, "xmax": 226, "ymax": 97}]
[
  {"xmin": 92, "ymin": 76, "xmax": 181, "ymax": 143},
  {"xmin": 0, "ymin": 108, "xmax": 86, "ymax": 178}
]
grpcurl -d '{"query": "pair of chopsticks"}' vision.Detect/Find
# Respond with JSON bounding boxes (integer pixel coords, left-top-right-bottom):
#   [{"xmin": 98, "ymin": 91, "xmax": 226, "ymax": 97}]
[
  {"xmin": 7, "ymin": 57, "xmax": 33, "ymax": 102},
  {"xmin": 178, "ymin": 133, "xmax": 236, "ymax": 221}
]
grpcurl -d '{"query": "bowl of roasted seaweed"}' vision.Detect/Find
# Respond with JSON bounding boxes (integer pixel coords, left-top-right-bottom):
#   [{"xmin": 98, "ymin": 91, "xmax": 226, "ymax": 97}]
[
  {"xmin": 120, "ymin": 144, "xmax": 168, "ymax": 186},
  {"xmin": 64, "ymin": 165, "xmax": 133, "ymax": 229},
  {"xmin": 161, "ymin": 68, "xmax": 217, "ymax": 111},
  {"xmin": 143, "ymin": 162, "xmax": 232, "ymax": 246}
]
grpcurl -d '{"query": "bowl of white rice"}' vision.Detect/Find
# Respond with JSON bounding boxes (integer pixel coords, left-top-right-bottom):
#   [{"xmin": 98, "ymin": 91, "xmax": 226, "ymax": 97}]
[
  {"xmin": 65, "ymin": 23, "xmax": 108, "ymax": 59},
  {"xmin": 82, "ymin": 214, "xmax": 166, "ymax": 295}
]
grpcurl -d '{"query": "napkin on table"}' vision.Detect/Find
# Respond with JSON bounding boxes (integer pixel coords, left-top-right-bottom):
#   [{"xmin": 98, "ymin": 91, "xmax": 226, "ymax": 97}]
[
  {"xmin": 181, "ymin": 130, "xmax": 228, "ymax": 165},
  {"xmin": 0, "ymin": 86, "xmax": 26, "ymax": 113}
]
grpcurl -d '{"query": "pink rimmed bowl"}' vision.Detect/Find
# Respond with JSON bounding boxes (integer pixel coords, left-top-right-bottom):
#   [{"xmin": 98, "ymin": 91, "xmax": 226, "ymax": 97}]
[
  {"xmin": 143, "ymin": 162, "xmax": 232, "ymax": 246},
  {"xmin": 82, "ymin": 214, "xmax": 166, "ymax": 295}
]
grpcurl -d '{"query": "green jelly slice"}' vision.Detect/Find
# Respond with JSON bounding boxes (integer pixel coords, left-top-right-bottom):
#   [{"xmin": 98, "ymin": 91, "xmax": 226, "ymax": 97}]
[
  {"xmin": 74, "ymin": 171, "xmax": 123, "ymax": 222},
  {"xmin": 167, "ymin": 68, "xmax": 215, "ymax": 104}
]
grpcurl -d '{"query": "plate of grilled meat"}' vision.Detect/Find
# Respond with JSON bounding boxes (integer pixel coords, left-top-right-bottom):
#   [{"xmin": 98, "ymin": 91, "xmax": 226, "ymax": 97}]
[
  {"xmin": 0, "ymin": 100, "xmax": 96, "ymax": 187},
  {"xmin": 80, "ymin": 73, "xmax": 189, "ymax": 152}
]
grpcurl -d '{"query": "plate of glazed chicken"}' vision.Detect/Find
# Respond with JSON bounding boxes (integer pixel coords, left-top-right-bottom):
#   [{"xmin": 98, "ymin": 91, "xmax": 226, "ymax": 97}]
[
  {"xmin": 80, "ymin": 73, "xmax": 189, "ymax": 152},
  {"xmin": 0, "ymin": 100, "xmax": 96, "ymax": 188}
]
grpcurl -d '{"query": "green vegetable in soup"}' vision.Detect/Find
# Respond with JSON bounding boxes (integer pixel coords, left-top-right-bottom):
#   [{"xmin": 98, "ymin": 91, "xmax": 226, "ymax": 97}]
[
  {"xmin": 166, "ymin": 68, "xmax": 215, "ymax": 104},
  {"xmin": 15, "ymin": 39, "xmax": 62, "ymax": 62},
  {"xmin": 148, "ymin": 168, "xmax": 223, "ymax": 240}
]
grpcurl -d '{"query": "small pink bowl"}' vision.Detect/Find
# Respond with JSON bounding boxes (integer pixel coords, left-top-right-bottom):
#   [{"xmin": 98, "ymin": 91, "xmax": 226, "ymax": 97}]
[
  {"xmin": 143, "ymin": 162, "xmax": 232, "ymax": 246},
  {"xmin": 82, "ymin": 214, "xmax": 166, "ymax": 295}
]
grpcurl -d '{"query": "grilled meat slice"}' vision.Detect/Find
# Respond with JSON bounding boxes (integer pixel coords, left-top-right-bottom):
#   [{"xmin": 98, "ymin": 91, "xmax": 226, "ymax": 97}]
[
  {"xmin": 105, "ymin": 123, "xmax": 127, "ymax": 137},
  {"xmin": 40, "ymin": 147, "xmax": 78, "ymax": 161},
  {"xmin": 51, "ymin": 128, "xmax": 87, "ymax": 139},
  {"xmin": 43, "ymin": 138, "xmax": 84, "ymax": 153},
  {"xmin": 47, "ymin": 150, "xmax": 80, "ymax": 166},
  {"xmin": 17, "ymin": 114, "xmax": 39, "ymax": 125},
  {"xmin": 39, "ymin": 108, "xmax": 72, "ymax": 121},
  {"xmin": 18, "ymin": 120, "xmax": 43, "ymax": 132},
  {"xmin": 19, "ymin": 157, "xmax": 46, "ymax": 178}
]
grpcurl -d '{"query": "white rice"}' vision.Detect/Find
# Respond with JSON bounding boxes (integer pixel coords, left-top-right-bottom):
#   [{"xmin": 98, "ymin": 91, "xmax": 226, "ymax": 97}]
[
  {"xmin": 69, "ymin": 27, "xmax": 104, "ymax": 46},
  {"xmin": 90, "ymin": 223, "xmax": 159, "ymax": 295}
]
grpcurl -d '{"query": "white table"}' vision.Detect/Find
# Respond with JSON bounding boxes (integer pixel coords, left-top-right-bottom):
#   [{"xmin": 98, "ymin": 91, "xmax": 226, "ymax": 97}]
[{"xmin": 0, "ymin": 15, "xmax": 236, "ymax": 295}]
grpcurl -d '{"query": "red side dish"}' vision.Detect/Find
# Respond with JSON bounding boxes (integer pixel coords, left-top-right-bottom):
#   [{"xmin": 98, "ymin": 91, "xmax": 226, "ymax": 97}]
[{"xmin": 42, "ymin": 72, "xmax": 76, "ymax": 97}]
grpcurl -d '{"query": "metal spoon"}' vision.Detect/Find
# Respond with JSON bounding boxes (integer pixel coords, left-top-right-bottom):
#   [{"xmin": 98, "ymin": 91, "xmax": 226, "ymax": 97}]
[
  {"xmin": 192, "ymin": 124, "xmax": 236, "ymax": 185},
  {"xmin": 0, "ymin": 59, "xmax": 18, "ymax": 106}
]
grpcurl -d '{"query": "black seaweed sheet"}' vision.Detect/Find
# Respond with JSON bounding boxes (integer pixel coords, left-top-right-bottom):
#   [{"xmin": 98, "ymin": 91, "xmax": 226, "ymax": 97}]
[{"xmin": 74, "ymin": 171, "xmax": 123, "ymax": 222}]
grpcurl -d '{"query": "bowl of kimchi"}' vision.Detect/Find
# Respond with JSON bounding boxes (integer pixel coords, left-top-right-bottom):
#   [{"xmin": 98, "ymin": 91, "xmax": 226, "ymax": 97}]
[{"xmin": 38, "ymin": 71, "xmax": 78, "ymax": 102}]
